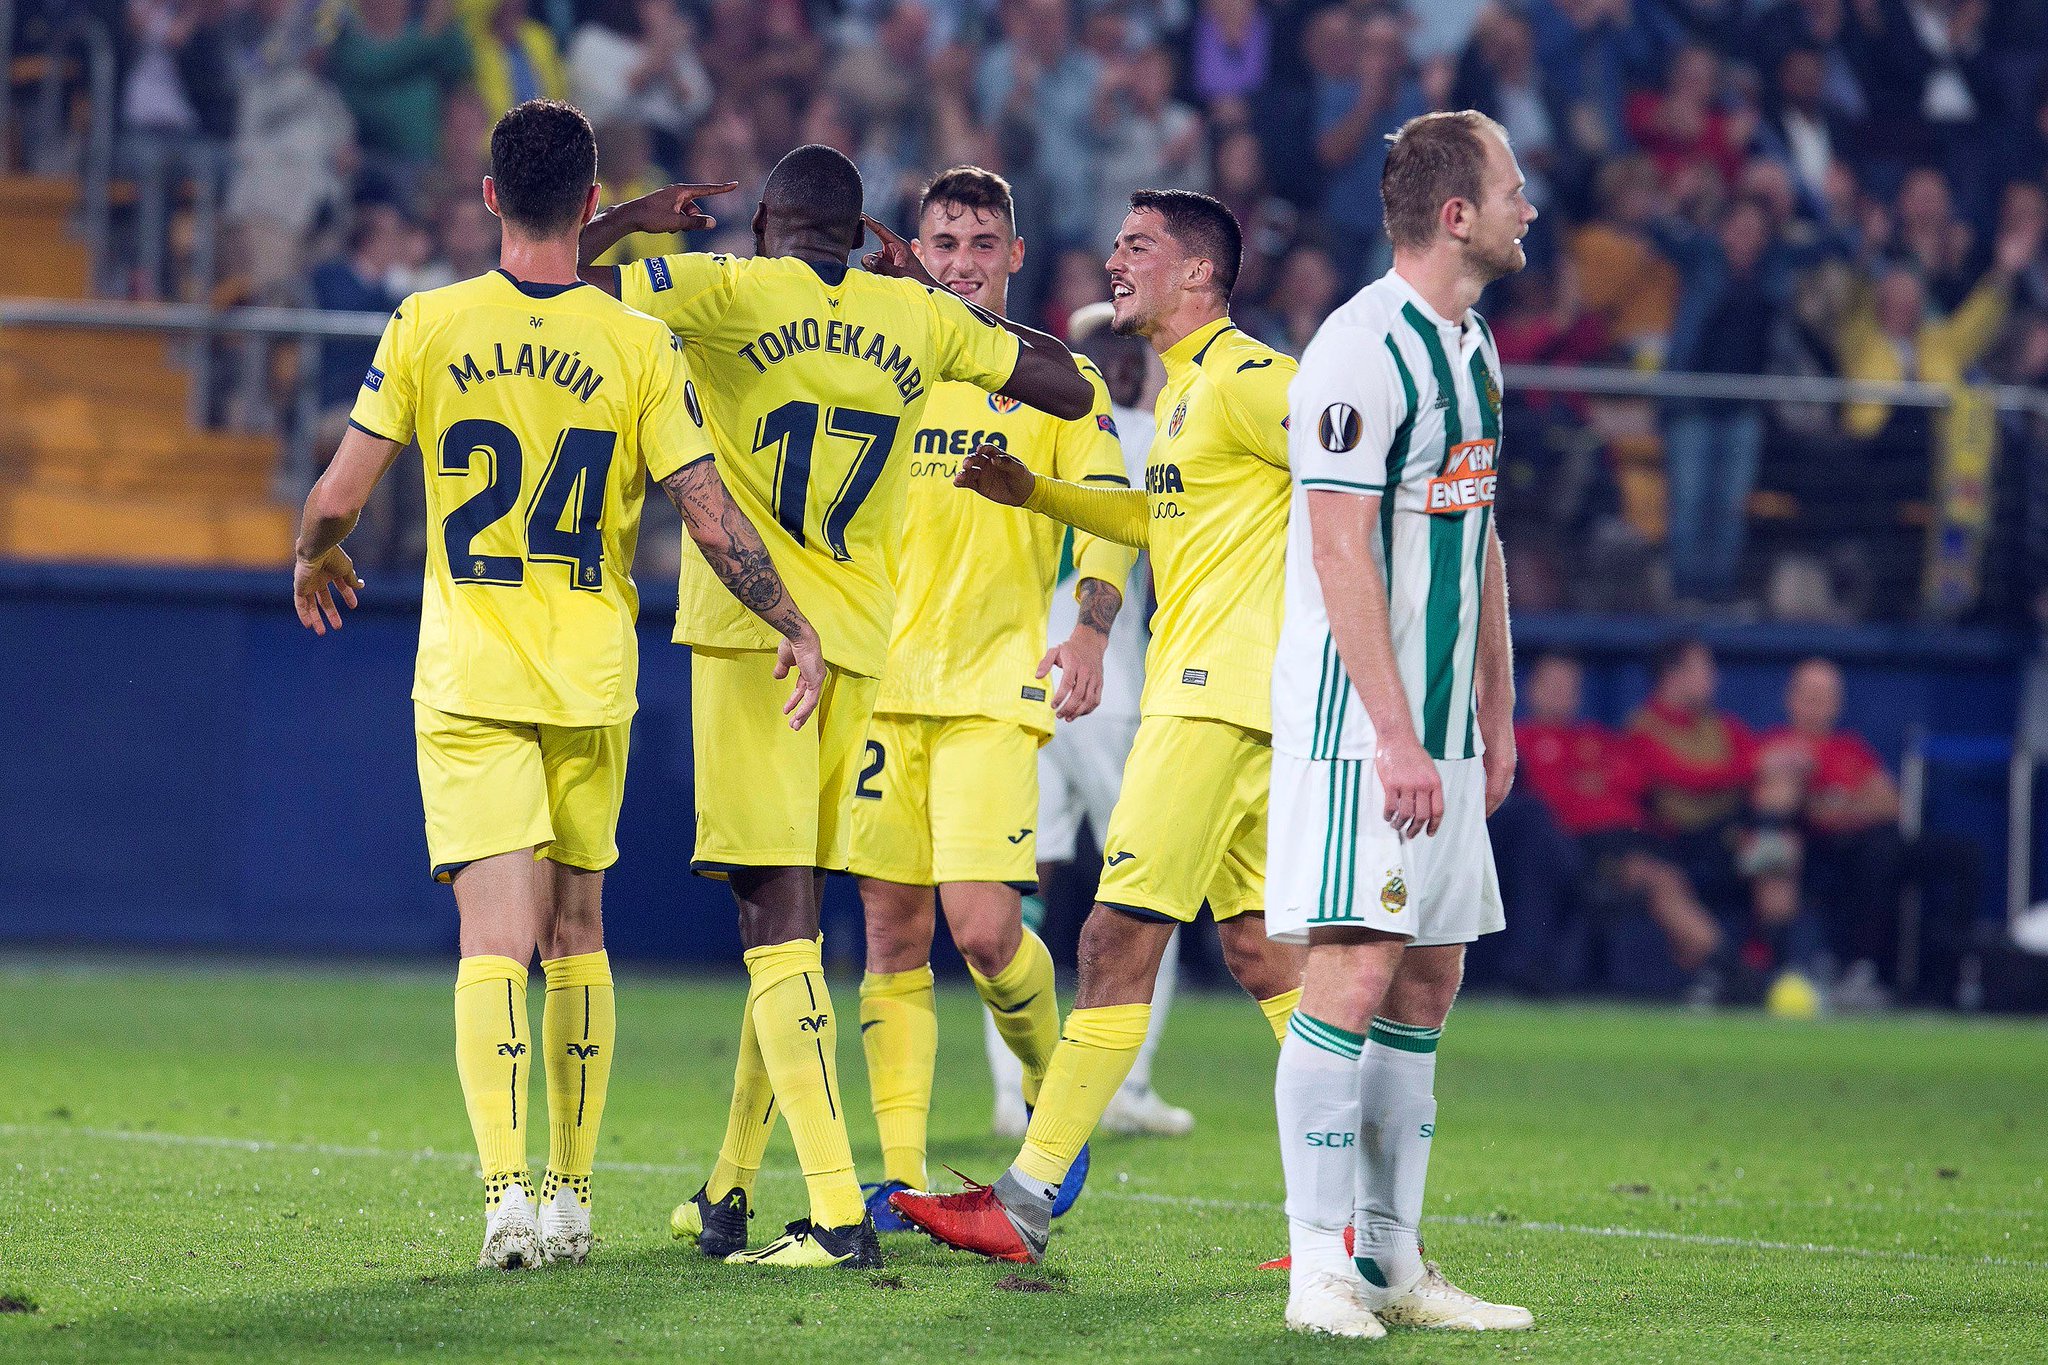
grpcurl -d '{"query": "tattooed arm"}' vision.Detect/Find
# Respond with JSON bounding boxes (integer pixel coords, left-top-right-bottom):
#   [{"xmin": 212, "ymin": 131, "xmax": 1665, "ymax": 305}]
[
  {"xmin": 1037, "ymin": 576, "xmax": 1123, "ymax": 722},
  {"xmin": 661, "ymin": 455, "xmax": 827, "ymax": 729}
]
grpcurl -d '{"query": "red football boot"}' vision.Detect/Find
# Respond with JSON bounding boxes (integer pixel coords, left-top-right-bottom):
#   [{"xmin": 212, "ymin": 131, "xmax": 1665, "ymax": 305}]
[
  {"xmin": 889, "ymin": 1177, "xmax": 1045, "ymax": 1264},
  {"xmin": 1259, "ymin": 1223, "xmax": 1355, "ymax": 1271}
]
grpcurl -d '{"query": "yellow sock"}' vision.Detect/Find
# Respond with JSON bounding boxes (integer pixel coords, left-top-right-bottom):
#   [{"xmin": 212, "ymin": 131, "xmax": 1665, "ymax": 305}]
[
  {"xmin": 541, "ymin": 951, "xmax": 614, "ymax": 1200},
  {"xmin": 859, "ymin": 966, "xmax": 936, "ymax": 1189},
  {"xmin": 1014, "ymin": 1003, "xmax": 1150, "ymax": 1187},
  {"xmin": 709, "ymin": 973, "xmax": 776, "ymax": 1202},
  {"xmin": 454, "ymin": 954, "xmax": 531, "ymax": 1195},
  {"xmin": 968, "ymin": 929, "xmax": 1060, "ymax": 1107},
  {"xmin": 746, "ymin": 938, "xmax": 865, "ymax": 1229},
  {"xmin": 1258, "ymin": 987, "xmax": 1302, "ymax": 1044}
]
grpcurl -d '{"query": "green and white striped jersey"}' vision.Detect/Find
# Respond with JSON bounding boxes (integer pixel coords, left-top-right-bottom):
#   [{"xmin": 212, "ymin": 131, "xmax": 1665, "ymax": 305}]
[{"xmin": 1273, "ymin": 269, "xmax": 1502, "ymax": 762}]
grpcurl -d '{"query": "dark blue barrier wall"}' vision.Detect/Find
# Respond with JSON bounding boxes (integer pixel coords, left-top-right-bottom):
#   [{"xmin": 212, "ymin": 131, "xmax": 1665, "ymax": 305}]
[{"xmin": 0, "ymin": 563, "xmax": 2028, "ymax": 960}]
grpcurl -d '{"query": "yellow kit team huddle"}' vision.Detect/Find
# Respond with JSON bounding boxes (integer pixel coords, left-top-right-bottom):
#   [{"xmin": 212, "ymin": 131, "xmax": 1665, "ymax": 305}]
[{"xmin": 295, "ymin": 100, "xmax": 1306, "ymax": 1275}]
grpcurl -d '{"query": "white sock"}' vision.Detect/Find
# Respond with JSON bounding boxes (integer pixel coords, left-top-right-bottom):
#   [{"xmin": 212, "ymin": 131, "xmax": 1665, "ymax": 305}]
[
  {"xmin": 1276, "ymin": 1011, "xmax": 1365, "ymax": 1291},
  {"xmin": 1354, "ymin": 1017, "xmax": 1441, "ymax": 1300},
  {"xmin": 1121, "ymin": 929, "xmax": 1178, "ymax": 1096},
  {"xmin": 984, "ymin": 1005, "xmax": 1025, "ymax": 1109}
]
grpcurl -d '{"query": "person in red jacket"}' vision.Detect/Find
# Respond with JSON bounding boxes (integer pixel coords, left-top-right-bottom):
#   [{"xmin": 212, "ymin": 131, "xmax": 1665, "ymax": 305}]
[
  {"xmin": 1628, "ymin": 638, "xmax": 1819, "ymax": 1000},
  {"xmin": 1518, "ymin": 654, "xmax": 1722, "ymax": 977}
]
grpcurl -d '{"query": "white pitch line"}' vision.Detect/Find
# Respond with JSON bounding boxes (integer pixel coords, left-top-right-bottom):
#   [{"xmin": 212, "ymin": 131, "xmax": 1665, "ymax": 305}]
[{"xmin": 5, "ymin": 1123, "xmax": 2043, "ymax": 1272}]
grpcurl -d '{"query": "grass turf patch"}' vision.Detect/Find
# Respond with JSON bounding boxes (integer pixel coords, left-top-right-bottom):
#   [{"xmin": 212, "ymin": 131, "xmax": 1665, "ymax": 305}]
[{"xmin": 0, "ymin": 956, "xmax": 2043, "ymax": 1362}]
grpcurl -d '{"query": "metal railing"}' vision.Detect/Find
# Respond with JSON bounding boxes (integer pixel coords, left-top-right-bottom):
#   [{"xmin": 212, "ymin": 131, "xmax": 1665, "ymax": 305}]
[{"xmin": 19, "ymin": 13, "xmax": 116, "ymax": 277}]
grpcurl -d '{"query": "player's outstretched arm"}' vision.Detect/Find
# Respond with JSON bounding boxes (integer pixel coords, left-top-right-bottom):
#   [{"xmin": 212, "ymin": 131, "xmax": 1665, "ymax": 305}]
[
  {"xmin": 860, "ymin": 213, "xmax": 1091, "ymax": 420},
  {"xmin": 291, "ymin": 425, "xmax": 404, "ymax": 635},
  {"xmin": 1309, "ymin": 489, "xmax": 1442, "ymax": 839},
  {"xmin": 576, "ymin": 181, "xmax": 738, "ymax": 294},
  {"xmin": 1473, "ymin": 518, "xmax": 1516, "ymax": 815},
  {"xmin": 955, "ymin": 446, "xmax": 1150, "ymax": 548},
  {"xmin": 1038, "ymin": 577, "xmax": 1122, "ymax": 721},
  {"xmin": 660, "ymin": 455, "xmax": 826, "ymax": 729}
]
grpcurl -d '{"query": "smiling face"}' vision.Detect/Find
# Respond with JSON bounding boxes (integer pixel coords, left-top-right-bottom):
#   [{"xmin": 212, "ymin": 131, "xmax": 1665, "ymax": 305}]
[
  {"xmin": 1106, "ymin": 207, "xmax": 1186, "ymax": 338},
  {"xmin": 915, "ymin": 198, "xmax": 1023, "ymax": 314}
]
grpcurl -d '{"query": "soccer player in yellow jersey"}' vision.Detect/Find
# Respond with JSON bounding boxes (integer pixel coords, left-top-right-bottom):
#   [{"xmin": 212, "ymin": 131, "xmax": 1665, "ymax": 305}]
[
  {"xmin": 290, "ymin": 101, "xmax": 824, "ymax": 1272},
  {"xmin": 844, "ymin": 167, "xmax": 1137, "ymax": 1230},
  {"xmin": 890, "ymin": 189, "xmax": 1309, "ymax": 1263},
  {"xmin": 575, "ymin": 145, "xmax": 1092, "ymax": 1267}
]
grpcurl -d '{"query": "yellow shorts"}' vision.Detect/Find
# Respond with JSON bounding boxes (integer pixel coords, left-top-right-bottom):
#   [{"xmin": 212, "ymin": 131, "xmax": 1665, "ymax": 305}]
[
  {"xmin": 690, "ymin": 646, "xmax": 880, "ymax": 875},
  {"xmin": 414, "ymin": 701, "xmax": 631, "ymax": 882},
  {"xmin": 847, "ymin": 713, "xmax": 1041, "ymax": 887},
  {"xmin": 1095, "ymin": 715, "xmax": 1269, "ymax": 924}
]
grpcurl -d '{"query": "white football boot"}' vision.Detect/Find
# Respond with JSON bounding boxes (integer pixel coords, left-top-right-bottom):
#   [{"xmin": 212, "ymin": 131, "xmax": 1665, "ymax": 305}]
[
  {"xmin": 1286, "ymin": 1271, "xmax": 1388, "ymax": 1339},
  {"xmin": 478, "ymin": 1175, "xmax": 544, "ymax": 1270},
  {"xmin": 1376, "ymin": 1260, "xmax": 1533, "ymax": 1331},
  {"xmin": 1101, "ymin": 1085, "xmax": 1195, "ymax": 1137},
  {"xmin": 538, "ymin": 1172, "xmax": 593, "ymax": 1265}
]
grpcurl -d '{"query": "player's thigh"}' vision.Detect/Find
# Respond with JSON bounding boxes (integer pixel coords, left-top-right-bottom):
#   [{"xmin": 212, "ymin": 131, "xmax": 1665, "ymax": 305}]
[
  {"xmin": 1096, "ymin": 716, "xmax": 1260, "ymax": 923},
  {"xmin": 847, "ymin": 712, "xmax": 937, "ymax": 885},
  {"xmin": 1036, "ymin": 735, "xmax": 1086, "ymax": 866},
  {"xmin": 414, "ymin": 702, "xmax": 553, "ymax": 882},
  {"xmin": 1408, "ymin": 757, "xmax": 1506, "ymax": 948},
  {"xmin": 814, "ymin": 667, "xmax": 882, "ymax": 874},
  {"xmin": 688, "ymin": 647, "xmax": 822, "ymax": 871},
  {"xmin": 535, "ymin": 716, "xmax": 632, "ymax": 874},
  {"xmin": 1207, "ymin": 731, "xmax": 1273, "ymax": 923},
  {"xmin": 929, "ymin": 717, "xmax": 1040, "ymax": 887},
  {"xmin": 1267, "ymin": 751, "xmax": 1413, "ymax": 945}
]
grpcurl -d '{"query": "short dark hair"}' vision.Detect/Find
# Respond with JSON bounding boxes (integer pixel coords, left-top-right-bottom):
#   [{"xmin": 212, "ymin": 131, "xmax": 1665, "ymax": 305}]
[
  {"xmin": 1650, "ymin": 636, "xmax": 1710, "ymax": 686},
  {"xmin": 489, "ymin": 99, "xmax": 597, "ymax": 235},
  {"xmin": 1380, "ymin": 109, "xmax": 1508, "ymax": 251},
  {"xmin": 1127, "ymin": 188, "xmax": 1241, "ymax": 299},
  {"xmin": 919, "ymin": 165, "xmax": 1016, "ymax": 234},
  {"xmin": 762, "ymin": 143, "xmax": 864, "ymax": 249}
]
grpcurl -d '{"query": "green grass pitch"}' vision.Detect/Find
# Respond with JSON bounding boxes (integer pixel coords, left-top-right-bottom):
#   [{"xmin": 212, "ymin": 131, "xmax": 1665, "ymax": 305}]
[{"xmin": 1, "ymin": 957, "xmax": 2044, "ymax": 1362}]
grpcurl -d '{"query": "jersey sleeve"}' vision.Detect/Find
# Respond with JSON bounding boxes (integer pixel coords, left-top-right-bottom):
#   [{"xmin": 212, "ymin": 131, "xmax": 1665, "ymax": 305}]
[
  {"xmin": 1219, "ymin": 346, "xmax": 1295, "ymax": 469},
  {"xmin": 619, "ymin": 252, "xmax": 739, "ymax": 339},
  {"xmin": 1054, "ymin": 359, "xmax": 1140, "ymax": 595},
  {"xmin": 638, "ymin": 332, "xmax": 718, "ymax": 484},
  {"xmin": 925, "ymin": 284, "xmax": 1023, "ymax": 392},
  {"xmin": 347, "ymin": 299, "xmax": 420, "ymax": 446},
  {"xmin": 1288, "ymin": 324, "xmax": 1409, "ymax": 495}
]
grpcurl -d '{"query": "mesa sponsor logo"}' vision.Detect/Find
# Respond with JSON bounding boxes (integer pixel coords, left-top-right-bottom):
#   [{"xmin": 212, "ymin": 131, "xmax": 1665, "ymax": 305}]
[{"xmin": 1426, "ymin": 438, "xmax": 1497, "ymax": 514}]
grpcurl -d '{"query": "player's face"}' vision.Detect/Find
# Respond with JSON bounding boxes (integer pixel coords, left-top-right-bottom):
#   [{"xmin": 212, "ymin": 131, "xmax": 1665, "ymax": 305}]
[
  {"xmin": 915, "ymin": 201, "xmax": 1023, "ymax": 315},
  {"xmin": 1106, "ymin": 208, "xmax": 1181, "ymax": 338},
  {"xmin": 1465, "ymin": 133, "xmax": 1536, "ymax": 283}
]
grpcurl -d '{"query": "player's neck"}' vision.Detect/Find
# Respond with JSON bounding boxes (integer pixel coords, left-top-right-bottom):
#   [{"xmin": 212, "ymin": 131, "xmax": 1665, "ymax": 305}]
[
  {"xmin": 1147, "ymin": 299, "xmax": 1229, "ymax": 357},
  {"xmin": 497, "ymin": 233, "xmax": 580, "ymax": 287},
  {"xmin": 762, "ymin": 230, "xmax": 851, "ymax": 267},
  {"xmin": 1391, "ymin": 250, "xmax": 1482, "ymax": 325}
]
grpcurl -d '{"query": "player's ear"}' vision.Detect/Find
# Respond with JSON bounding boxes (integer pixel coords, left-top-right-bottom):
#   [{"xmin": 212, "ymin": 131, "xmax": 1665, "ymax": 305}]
[
  {"xmin": 580, "ymin": 183, "xmax": 602, "ymax": 227},
  {"xmin": 751, "ymin": 200, "xmax": 766, "ymax": 238},
  {"xmin": 482, "ymin": 177, "xmax": 501, "ymax": 220},
  {"xmin": 1009, "ymin": 233, "xmax": 1026, "ymax": 274},
  {"xmin": 1442, "ymin": 195, "xmax": 1470, "ymax": 244}
]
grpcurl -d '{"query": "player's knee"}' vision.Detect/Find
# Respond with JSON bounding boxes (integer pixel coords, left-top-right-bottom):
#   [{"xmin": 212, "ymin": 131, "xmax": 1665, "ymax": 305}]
[
  {"xmin": 1219, "ymin": 923, "xmax": 1300, "ymax": 1001},
  {"xmin": 1382, "ymin": 953, "xmax": 1464, "ymax": 1028},
  {"xmin": 1075, "ymin": 906, "xmax": 1167, "ymax": 1002}
]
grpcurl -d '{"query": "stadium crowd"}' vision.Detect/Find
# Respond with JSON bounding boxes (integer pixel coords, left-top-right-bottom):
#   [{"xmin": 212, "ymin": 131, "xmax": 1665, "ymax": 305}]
[{"xmin": 80, "ymin": 0, "xmax": 2048, "ymax": 619}]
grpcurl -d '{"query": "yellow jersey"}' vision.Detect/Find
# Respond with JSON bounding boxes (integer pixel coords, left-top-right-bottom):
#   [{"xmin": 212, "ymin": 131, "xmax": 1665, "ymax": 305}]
[
  {"xmin": 621, "ymin": 253, "xmax": 1024, "ymax": 676},
  {"xmin": 1140, "ymin": 317, "xmax": 1295, "ymax": 734},
  {"xmin": 874, "ymin": 361, "xmax": 1137, "ymax": 735},
  {"xmin": 351, "ymin": 269, "xmax": 713, "ymax": 728}
]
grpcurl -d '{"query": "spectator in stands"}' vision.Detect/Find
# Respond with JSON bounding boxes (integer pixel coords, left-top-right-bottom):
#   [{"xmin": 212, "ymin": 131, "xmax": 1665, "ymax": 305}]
[
  {"xmin": 590, "ymin": 121, "xmax": 669, "ymax": 265},
  {"xmin": 1893, "ymin": 167, "xmax": 1977, "ymax": 311},
  {"xmin": 414, "ymin": 191, "xmax": 498, "ymax": 289},
  {"xmin": 1250, "ymin": 241, "xmax": 1343, "ymax": 359},
  {"xmin": 1568, "ymin": 155, "xmax": 1680, "ymax": 364},
  {"xmin": 468, "ymin": 0, "xmax": 567, "ymax": 117},
  {"xmin": 1189, "ymin": 0, "xmax": 1270, "ymax": 105},
  {"xmin": 1751, "ymin": 0, "xmax": 1868, "ymax": 130},
  {"xmin": 1452, "ymin": 5, "xmax": 1572, "ymax": 215},
  {"xmin": 119, "ymin": 0, "xmax": 236, "ymax": 298},
  {"xmin": 1212, "ymin": 126, "xmax": 1297, "ymax": 303},
  {"xmin": 1758, "ymin": 44, "xmax": 1853, "ymax": 216},
  {"xmin": 1090, "ymin": 45, "xmax": 1209, "ymax": 250},
  {"xmin": 1306, "ymin": 4, "xmax": 1425, "ymax": 286},
  {"xmin": 976, "ymin": 0, "xmax": 1101, "ymax": 247},
  {"xmin": 1832, "ymin": 212, "xmax": 2039, "ymax": 440},
  {"xmin": 1657, "ymin": 196, "xmax": 1797, "ymax": 604},
  {"xmin": 1526, "ymin": 0, "xmax": 1652, "ymax": 162},
  {"xmin": 1625, "ymin": 43, "xmax": 1747, "ymax": 194},
  {"xmin": 328, "ymin": 0, "xmax": 472, "ymax": 204},
  {"xmin": 568, "ymin": 0, "xmax": 715, "ymax": 172},
  {"xmin": 1850, "ymin": 0, "xmax": 1997, "ymax": 209},
  {"xmin": 307, "ymin": 203, "xmax": 411, "ymax": 563},
  {"xmin": 1517, "ymin": 653, "xmax": 1725, "ymax": 988}
]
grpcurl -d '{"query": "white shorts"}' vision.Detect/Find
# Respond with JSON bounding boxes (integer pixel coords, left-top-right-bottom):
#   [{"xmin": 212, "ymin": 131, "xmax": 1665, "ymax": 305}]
[
  {"xmin": 1266, "ymin": 752, "xmax": 1504, "ymax": 947},
  {"xmin": 1038, "ymin": 712, "xmax": 1140, "ymax": 865}
]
